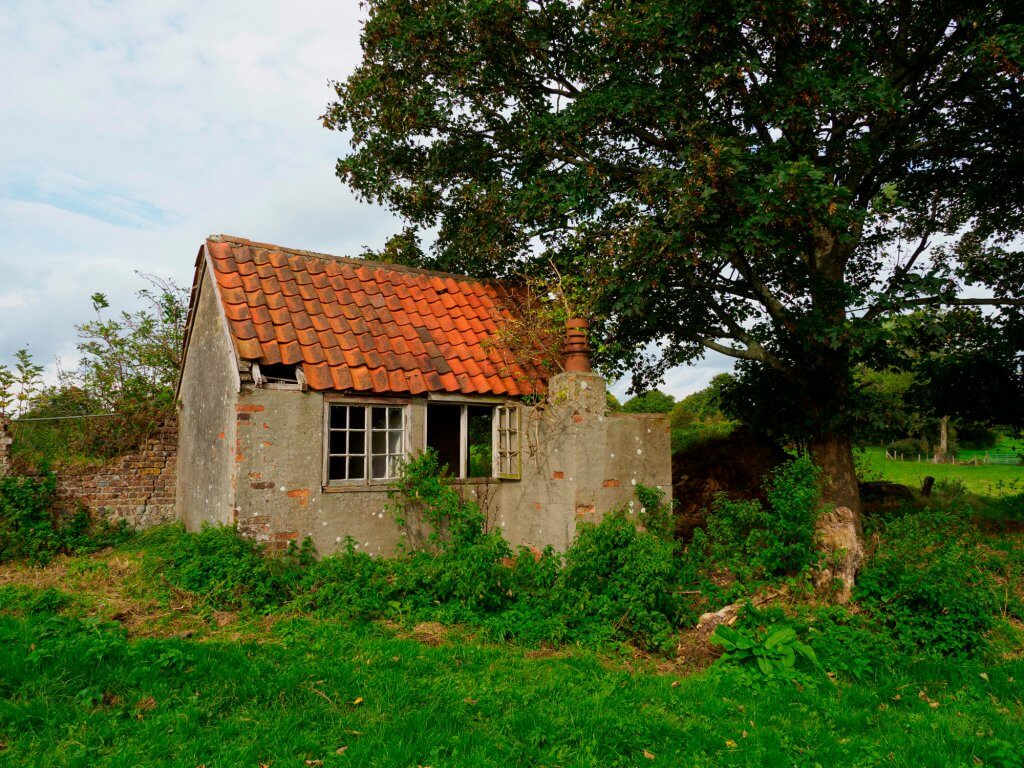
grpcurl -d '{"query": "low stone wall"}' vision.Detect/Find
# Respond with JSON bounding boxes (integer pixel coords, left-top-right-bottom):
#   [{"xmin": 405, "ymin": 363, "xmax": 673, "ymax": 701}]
[{"xmin": 51, "ymin": 421, "xmax": 178, "ymax": 528}]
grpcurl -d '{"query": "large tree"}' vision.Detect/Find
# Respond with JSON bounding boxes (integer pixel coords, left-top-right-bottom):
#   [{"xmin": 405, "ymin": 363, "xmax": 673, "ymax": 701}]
[{"xmin": 326, "ymin": 0, "xmax": 1023, "ymax": 527}]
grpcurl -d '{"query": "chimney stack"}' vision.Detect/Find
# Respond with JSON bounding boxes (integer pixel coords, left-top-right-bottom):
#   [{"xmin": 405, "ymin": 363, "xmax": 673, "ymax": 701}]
[{"xmin": 563, "ymin": 319, "xmax": 592, "ymax": 372}]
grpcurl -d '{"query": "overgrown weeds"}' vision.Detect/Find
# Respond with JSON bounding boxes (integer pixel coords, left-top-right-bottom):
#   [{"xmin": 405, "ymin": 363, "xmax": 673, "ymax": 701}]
[{"xmin": 0, "ymin": 472, "xmax": 130, "ymax": 565}]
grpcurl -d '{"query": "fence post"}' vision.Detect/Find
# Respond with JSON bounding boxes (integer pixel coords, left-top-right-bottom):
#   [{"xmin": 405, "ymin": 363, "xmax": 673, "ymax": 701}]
[{"xmin": 0, "ymin": 414, "xmax": 11, "ymax": 479}]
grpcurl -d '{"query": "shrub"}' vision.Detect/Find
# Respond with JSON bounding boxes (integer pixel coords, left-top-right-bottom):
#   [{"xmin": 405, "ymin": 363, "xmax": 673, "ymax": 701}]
[
  {"xmin": 147, "ymin": 524, "xmax": 304, "ymax": 611},
  {"xmin": 556, "ymin": 512, "xmax": 682, "ymax": 651},
  {"xmin": 387, "ymin": 450, "xmax": 514, "ymax": 613},
  {"xmin": 0, "ymin": 473, "xmax": 130, "ymax": 565},
  {"xmin": 856, "ymin": 507, "xmax": 996, "ymax": 658},
  {"xmin": 884, "ymin": 437, "xmax": 928, "ymax": 456},
  {"xmin": 703, "ymin": 454, "xmax": 821, "ymax": 579}
]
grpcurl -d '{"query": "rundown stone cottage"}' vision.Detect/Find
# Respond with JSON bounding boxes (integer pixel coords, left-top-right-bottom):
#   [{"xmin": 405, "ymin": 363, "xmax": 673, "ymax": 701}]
[{"xmin": 176, "ymin": 235, "xmax": 670, "ymax": 555}]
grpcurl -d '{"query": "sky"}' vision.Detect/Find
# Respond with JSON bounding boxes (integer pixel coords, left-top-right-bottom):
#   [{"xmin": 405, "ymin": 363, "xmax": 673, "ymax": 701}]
[{"xmin": 0, "ymin": 1, "xmax": 731, "ymax": 402}]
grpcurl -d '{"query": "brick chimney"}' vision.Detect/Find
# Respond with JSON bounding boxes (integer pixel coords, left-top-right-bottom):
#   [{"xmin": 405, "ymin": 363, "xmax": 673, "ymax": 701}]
[{"xmin": 563, "ymin": 319, "xmax": 592, "ymax": 373}]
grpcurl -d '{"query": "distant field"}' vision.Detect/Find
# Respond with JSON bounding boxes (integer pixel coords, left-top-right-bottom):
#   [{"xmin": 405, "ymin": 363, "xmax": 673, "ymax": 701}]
[{"xmin": 858, "ymin": 446, "xmax": 1024, "ymax": 496}]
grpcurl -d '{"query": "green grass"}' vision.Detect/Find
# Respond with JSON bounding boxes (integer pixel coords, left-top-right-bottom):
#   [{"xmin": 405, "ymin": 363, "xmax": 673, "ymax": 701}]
[
  {"xmin": 2, "ymin": 607, "xmax": 1023, "ymax": 767},
  {"xmin": 2, "ymin": 531, "xmax": 1024, "ymax": 768},
  {"xmin": 858, "ymin": 446, "xmax": 1024, "ymax": 496}
]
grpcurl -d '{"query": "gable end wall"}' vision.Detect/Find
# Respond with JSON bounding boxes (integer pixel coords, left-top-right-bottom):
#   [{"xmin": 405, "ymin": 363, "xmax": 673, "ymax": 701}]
[{"xmin": 175, "ymin": 265, "xmax": 239, "ymax": 529}]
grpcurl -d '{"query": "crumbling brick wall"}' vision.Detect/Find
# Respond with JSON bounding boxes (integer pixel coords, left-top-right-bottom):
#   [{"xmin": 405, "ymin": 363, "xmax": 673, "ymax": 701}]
[{"xmin": 52, "ymin": 420, "xmax": 178, "ymax": 528}]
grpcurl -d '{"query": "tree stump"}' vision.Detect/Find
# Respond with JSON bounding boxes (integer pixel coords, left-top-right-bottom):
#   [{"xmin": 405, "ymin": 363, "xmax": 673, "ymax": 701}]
[{"xmin": 815, "ymin": 505, "xmax": 863, "ymax": 604}]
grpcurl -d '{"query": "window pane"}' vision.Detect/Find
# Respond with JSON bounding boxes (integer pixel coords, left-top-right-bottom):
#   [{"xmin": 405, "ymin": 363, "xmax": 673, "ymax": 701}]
[
  {"xmin": 467, "ymin": 406, "xmax": 493, "ymax": 478},
  {"xmin": 348, "ymin": 430, "xmax": 365, "ymax": 454},
  {"xmin": 371, "ymin": 455, "xmax": 387, "ymax": 479},
  {"xmin": 328, "ymin": 456, "xmax": 347, "ymax": 480},
  {"xmin": 426, "ymin": 403, "xmax": 462, "ymax": 476},
  {"xmin": 329, "ymin": 405, "xmax": 347, "ymax": 429},
  {"xmin": 349, "ymin": 406, "xmax": 365, "ymax": 429},
  {"xmin": 387, "ymin": 454, "xmax": 402, "ymax": 478},
  {"xmin": 371, "ymin": 407, "xmax": 387, "ymax": 429},
  {"xmin": 329, "ymin": 430, "xmax": 346, "ymax": 454},
  {"xmin": 389, "ymin": 407, "xmax": 402, "ymax": 428},
  {"xmin": 372, "ymin": 430, "xmax": 386, "ymax": 454},
  {"xmin": 348, "ymin": 456, "xmax": 365, "ymax": 479},
  {"xmin": 388, "ymin": 430, "xmax": 402, "ymax": 453}
]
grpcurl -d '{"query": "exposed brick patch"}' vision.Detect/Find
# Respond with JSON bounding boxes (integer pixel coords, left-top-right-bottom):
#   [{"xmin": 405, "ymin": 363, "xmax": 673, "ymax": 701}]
[
  {"xmin": 236, "ymin": 412, "xmax": 251, "ymax": 422},
  {"xmin": 268, "ymin": 529, "xmax": 299, "ymax": 551},
  {"xmin": 237, "ymin": 514, "xmax": 271, "ymax": 541},
  {"xmin": 236, "ymin": 404, "xmax": 266, "ymax": 413},
  {"xmin": 602, "ymin": 479, "xmax": 620, "ymax": 488},
  {"xmin": 286, "ymin": 488, "xmax": 310, "ymax": 507},
  {"xmin": 575, "ymin": 504, "xmax": 596, "ymax": 518},
  {"xmin": 250, "ymin": 481, "xmax": 274, "ymax": 490},
  {"xmin": 49, "ymin": 420, "xmax": 177, "ymax": 528},
  {"xmin": 551, "ymin": 471, "xmax": 564, "ymax": 480}
]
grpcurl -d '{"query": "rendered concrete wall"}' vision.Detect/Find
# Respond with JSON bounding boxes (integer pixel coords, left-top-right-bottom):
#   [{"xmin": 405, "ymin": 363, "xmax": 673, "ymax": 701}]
[
  {"xmin": 175, "ymin": 266, "xmax": 239, "ymax": 529},
  {"xmin": 497, "ymin": 371, "xmax": 672, "ymax": 551},
  {"xmin": 232, "ymin": 389, "xmax": 430, "ymax": 555},
  {"xmin": 226, "ymin": 369, "xmax": 670, "ymax": 556}
]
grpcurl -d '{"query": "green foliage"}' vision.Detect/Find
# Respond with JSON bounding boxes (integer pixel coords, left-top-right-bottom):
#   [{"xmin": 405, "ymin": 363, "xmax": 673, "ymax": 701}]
[
  {"xmin": 8, "ymin": 274, "xmax": 188, "ymax": 469},
  {"xmin": 621, "ymin": 390, "xmax": 675, "ymax": 414},
  {"xmin": 711, "ymin": 623, "xmax": 817, "ymax": 678},
  {"xmin": 0, "ymin": 473, "xmax": 129, "ymax": 565},
  {"xmin": 807, "ymin": 607, "xmax": 901, "ymax": 681},
  {"xmin": 856, "ymin": 507, "xmax": 997, "ymax": 658},
  {"xmin": 671, "ymin": 419, "xmax": 736, "ymax": 455},
  {"xmin": 0, "ymin": 585, "xmax": 72, "ymax": 615},
  {"xmin": 327, "ymin": 0, "xmax": 1022, "ymax": 465},
  {"xmin": 145, "ymin": 524, "xmax": 305, "ymax": 612},
  {"xmin": 636, "ymin": 483, "xmax": 673, "ymax": 541},
  {"xmin": 295, "ymin": 455, "xmax": 687, "ymax": 651},
  {"xmin": 702, "ymin": 455, "xmax": 822, "ymax": 579},
  {"xmin": 884, "ymin": 436, "xmax": 929, "ymax": 456},
  {"xmin": 558, "ymin": 511, "xmax": 682, "ymax": 651}
]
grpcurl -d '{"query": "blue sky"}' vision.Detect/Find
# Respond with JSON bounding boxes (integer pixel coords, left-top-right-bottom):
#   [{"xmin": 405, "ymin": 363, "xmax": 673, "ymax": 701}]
[{"xmin": 0, "ymin": 1, "xmax": 730, "ymax": 401}]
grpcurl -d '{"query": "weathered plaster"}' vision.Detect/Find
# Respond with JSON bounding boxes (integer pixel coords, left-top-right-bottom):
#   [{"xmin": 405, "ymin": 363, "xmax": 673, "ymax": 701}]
[{"xmin": 175, "ymin": 265, "xmax": 239, "ymax": 529}]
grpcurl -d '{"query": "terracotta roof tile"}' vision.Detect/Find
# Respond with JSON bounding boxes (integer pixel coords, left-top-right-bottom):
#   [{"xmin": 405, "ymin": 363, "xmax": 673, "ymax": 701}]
[{"xmin": 202, "ymin": 235, "xmax": 547, "ymax": 395}]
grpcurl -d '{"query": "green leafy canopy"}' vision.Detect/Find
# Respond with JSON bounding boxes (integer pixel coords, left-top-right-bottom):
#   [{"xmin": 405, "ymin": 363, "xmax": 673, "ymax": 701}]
[{"xmin": 327, "ymin": 0, "xmax": 1023, "ymax": 446}]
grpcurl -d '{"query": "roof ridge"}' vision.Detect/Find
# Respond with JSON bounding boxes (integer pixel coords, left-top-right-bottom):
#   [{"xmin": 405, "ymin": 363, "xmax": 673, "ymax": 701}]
[{"xmin": 208, "ymin": 234, "xmax": 506, "ymax": 286}]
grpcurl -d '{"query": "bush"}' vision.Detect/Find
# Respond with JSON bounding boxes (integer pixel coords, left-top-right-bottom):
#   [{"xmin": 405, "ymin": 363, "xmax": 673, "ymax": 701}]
[
  {"xmin": 147, "ymin": 524, "xmax": 307, "ymax": 611},
  {"xmin": 556, "ymin": 512, "xmax": 682, "ymax": 651},
  {"xmin": 856, "ymin": 507, "xmax": 996, "ymax": 658},
  {"xmin": 884, "ymin": 437, "xmax": 928, "ymax": 456},
  {"xmin": 0, "ymin": 473, "xmax": 130, "ymax": 565},
  {"xmin": 703, "ymin": 454, "xmax": 821, "ymax": 579}
]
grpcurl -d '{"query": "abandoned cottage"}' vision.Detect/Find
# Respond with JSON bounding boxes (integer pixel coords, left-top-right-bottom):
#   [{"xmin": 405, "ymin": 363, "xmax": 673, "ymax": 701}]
[{"xmin": 176, "ymin": 235, "xmax": 671, "ymax": 555}]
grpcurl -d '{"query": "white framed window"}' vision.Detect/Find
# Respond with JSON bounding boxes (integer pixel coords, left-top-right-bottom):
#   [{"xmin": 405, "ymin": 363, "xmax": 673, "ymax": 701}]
[
  {"xmin": 495, "ymin": 403, "xmax": 521, "ymax": 479},
  {"xmin": 425, "ymin": 401, "xmax": 521, "ymax": 480},
  {"xmin": 325, "ymin": 402, "xmax": 406, "ymax": 484}
]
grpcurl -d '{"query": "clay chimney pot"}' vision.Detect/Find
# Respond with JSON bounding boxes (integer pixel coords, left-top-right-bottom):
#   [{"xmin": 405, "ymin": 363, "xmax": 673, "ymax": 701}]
[{"xmin": 563, "ymin": 318, "xmax": 592, "ymax": 372}]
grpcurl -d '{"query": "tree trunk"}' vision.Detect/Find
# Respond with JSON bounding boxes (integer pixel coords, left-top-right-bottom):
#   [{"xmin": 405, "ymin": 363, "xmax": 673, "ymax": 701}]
[
  {"xmin": 809, "ymin": 432, "xmax": 864, "ymax": 603},
  {"xmin": 934, "ymin": 415, "xmax": 949, "ymax": 463},
  {"xmin": 809, "ymin": 432, "xmax": 862, "ymax": 534}
]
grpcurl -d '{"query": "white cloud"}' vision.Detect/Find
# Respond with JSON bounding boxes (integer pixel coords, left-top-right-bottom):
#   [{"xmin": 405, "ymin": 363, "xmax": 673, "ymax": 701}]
[
  {"xmin": 0, "ymin": 0, "xmax": 398, "ymax": 374},
  {"xmin": 0, "ymin": 0, "xmax": 717, "ymax": 397}
]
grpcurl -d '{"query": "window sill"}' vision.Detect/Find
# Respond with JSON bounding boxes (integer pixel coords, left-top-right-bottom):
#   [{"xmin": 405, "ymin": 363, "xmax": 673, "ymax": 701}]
[{"xmin": 322, "ymin": 483, "xmax": 394, "ymax": 494}]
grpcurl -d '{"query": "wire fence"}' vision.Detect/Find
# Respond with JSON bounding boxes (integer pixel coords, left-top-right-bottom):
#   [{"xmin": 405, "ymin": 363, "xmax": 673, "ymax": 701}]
[{"xmin": 883, "ymin": 450, "xmax": 1022, "ymax": 466}]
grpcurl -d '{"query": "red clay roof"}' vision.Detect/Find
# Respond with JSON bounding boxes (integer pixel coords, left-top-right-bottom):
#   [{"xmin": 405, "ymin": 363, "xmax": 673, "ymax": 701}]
[{"xmin": 201, "ymin": 235, "xmax": 545, "ymax": 396}]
